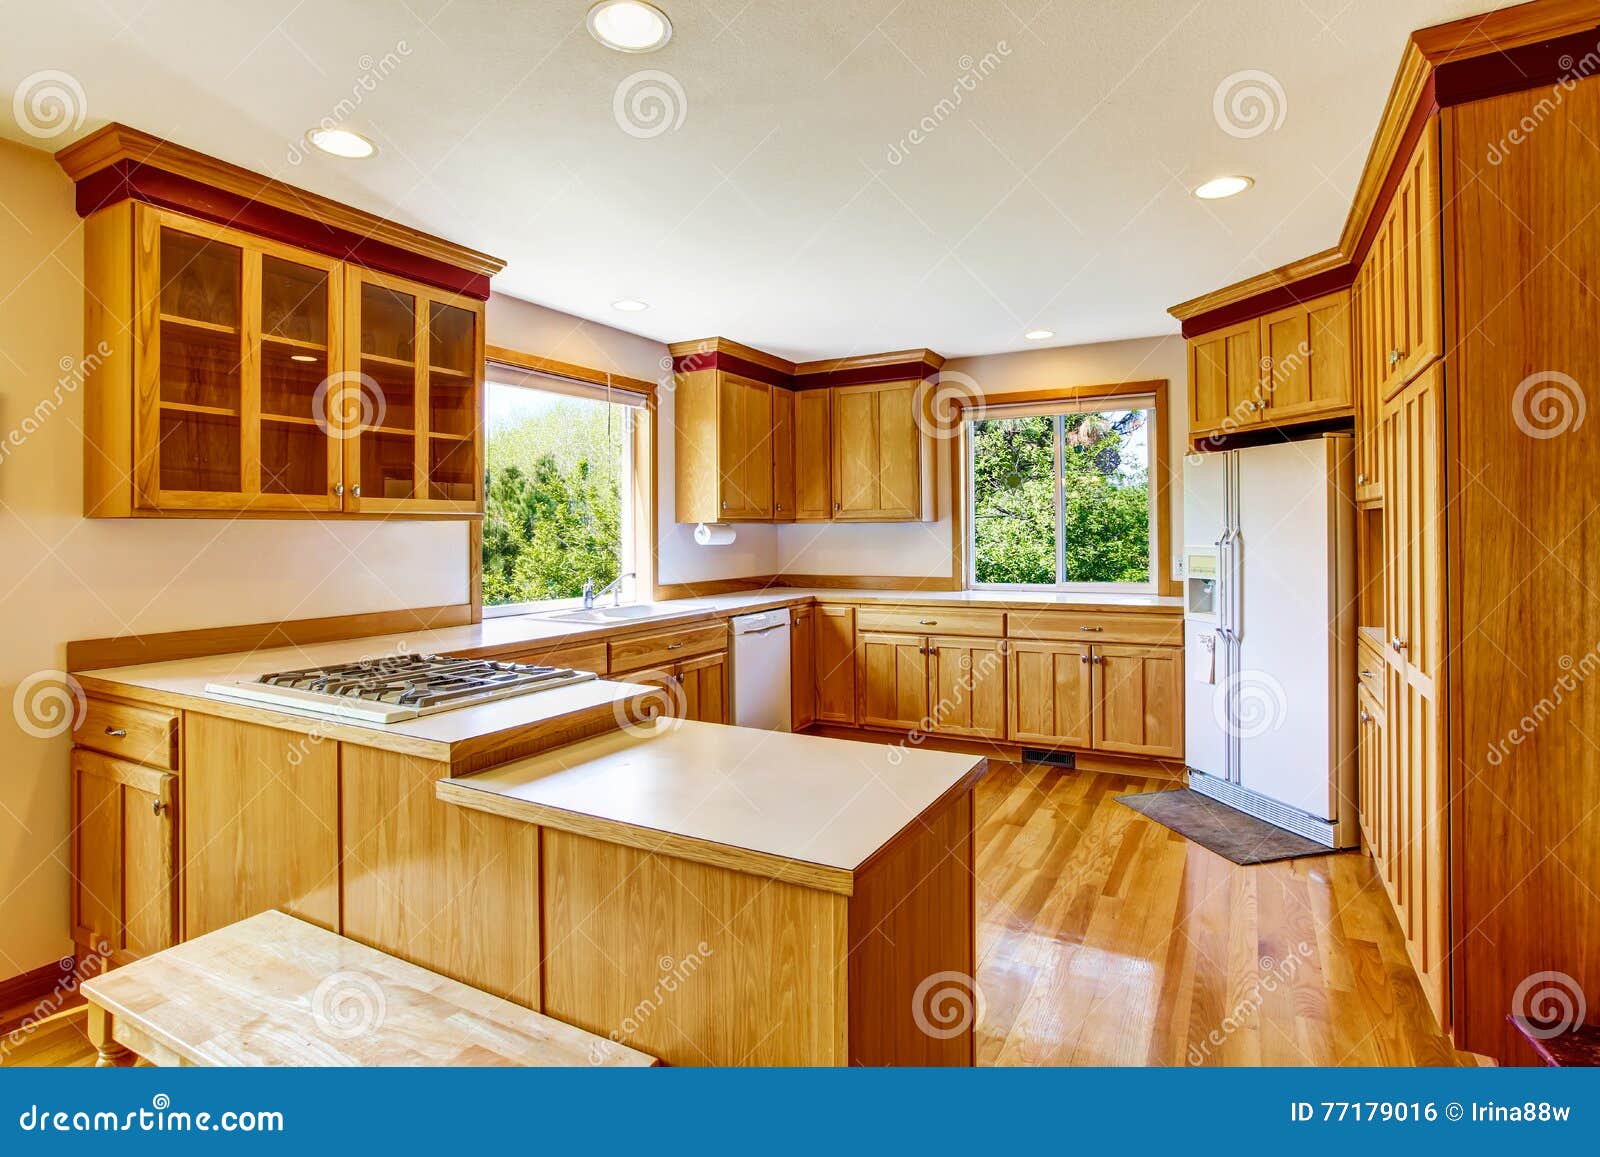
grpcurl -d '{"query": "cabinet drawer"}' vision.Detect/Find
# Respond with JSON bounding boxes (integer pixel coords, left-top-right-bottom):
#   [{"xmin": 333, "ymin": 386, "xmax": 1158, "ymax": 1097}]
[
  {"xmin": 1006, "ymin": 609, "xmax": 1182, "ymax": 647},
  {"xmin": 1357, "ymin": 637, "xmax": 1385, "ymax": 711},
  {"xmin": 609, "ymin": 622, "xmax": 727, "ymax": 673},
  {"xmin": 74, "ymin": 697, "xmax": 179, "ymax": 770},
  {"xmin": 854, "ymin": 606, "xmax": 1004, "ymax": 637},
  {"xmin": 495, "ymin": 641, "xmax": 608, "ymax": 675}
]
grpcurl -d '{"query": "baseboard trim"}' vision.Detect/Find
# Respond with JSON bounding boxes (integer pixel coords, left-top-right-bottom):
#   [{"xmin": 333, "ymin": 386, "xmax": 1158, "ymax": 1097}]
[
  {"xmin": 0, "ymin": 949, "xmax": 106, "ymax": 1036},
  {"xmin": 801, "ymin": 722, "xmax": 1183, "ymax": 781}
]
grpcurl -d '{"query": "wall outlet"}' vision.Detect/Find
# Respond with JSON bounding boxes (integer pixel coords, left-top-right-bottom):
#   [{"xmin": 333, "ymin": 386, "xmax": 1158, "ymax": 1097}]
[{"xmin": 1173, "ymin": 555, "xmax": 1186, "ymax": 580}]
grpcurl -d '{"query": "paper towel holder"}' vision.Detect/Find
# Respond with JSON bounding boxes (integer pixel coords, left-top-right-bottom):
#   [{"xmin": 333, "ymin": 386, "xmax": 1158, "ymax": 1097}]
[{"xmin": 694, "ymin": 522, "xmax": 737, "ymax": 547}]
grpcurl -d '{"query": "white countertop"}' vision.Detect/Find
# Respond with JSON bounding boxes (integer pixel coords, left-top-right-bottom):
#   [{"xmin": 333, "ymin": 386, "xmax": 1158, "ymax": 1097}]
[{"xmin": 437, "ymin": 719, "xmax": 985, "ymax": 881}]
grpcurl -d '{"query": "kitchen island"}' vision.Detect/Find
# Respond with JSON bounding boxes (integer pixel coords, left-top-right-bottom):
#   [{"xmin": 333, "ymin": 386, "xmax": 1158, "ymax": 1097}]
[{"xmin": 439, "ymin": 721, "xmax": 984, "ymax": 1066}]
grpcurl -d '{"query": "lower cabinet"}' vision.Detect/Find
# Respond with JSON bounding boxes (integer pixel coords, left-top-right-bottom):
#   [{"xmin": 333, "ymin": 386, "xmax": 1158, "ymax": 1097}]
[
  {"xmin": 70, "ymin": 747, "xmax": 177, "ymax": 963},
  {"xmin": 791, "ymin": 604, "xmax": 816, "ymax": 729},
  {"xmin": 814, "ymin": 605, "xmax": 857, "ymax": 724},
  {"xmin": 1091, "ymin": 644, "xmax": 1184, "ymax": 758},
  {"xmin": 1007, "ymin": 641, "xmax": 1093, "ymax": 748},
  {"xmin": 857, "ymin": 632, "xmax": 1008, "ymax": 739},
  {"xmin": 857, "ymin": 632, "xmax": 929, "ymax": 729},
  {"xmin": 614, "ymin": 652, "xmax": 728, "ymax": 725}
]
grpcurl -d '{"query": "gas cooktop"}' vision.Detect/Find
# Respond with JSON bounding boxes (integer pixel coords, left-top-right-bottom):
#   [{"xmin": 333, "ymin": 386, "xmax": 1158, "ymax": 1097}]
[{"xmin": 204, "ymin": 654, "xmax": 598, "ymax": 724}]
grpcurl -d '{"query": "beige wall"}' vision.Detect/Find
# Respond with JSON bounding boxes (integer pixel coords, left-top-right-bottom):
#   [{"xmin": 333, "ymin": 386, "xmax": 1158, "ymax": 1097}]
[
  {"xmin": 775, "ymin": 335, "xmax": 1188, "ymax": 581},
  {"xmin": 486, "ymin": 295, "xmax": 779, "ymax": 589}
]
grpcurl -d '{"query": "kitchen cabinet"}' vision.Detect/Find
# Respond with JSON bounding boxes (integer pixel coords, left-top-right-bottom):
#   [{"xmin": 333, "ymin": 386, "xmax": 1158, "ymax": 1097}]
[
  {"xmin": 1353, "ymin": 255, "xmax": 1384, "ymax": 503},
  {"xmin": 927, "ymin": 637, "xmax": 1007, "ymax": 740},
  {"xmin": 182, "ymin": 713, "xmax": 340, "ymax": 937},
  {"xmin": 70, "ymin": 748, "xmax": 177, "ymax": 964},
  {"xmin": 1187, "ymin": 319, "xmax": 1260, "ymax": 437},
  {"xmin": 791, "ymin": 603, "xmax": 816, "ymax": 728},
  {"xmin": 342, "ymin": 267, "xmax": 485, "ymax": 515},
  {"xmin": 1091, "ymin": 644, "xmax": 1184, "ymax": 758},
  {"xmin": 771, "ymin": 385, "xmax": 795, "ymax": 519},
  {"xmin": 1257, "ymin": 291, "xmax": 1353, "ymax": 425},
  {"xmin": 673, "ymin": 369, "xmax": 774, "ymax": 522},
  {"xmin": 610, "ymin": 622, "xmax": 729, "ymax": 726},
  {"xmin": 79, "ymin": 201, "xmax": 485, "ymax": 519},
  {"xmin": 1007, "ymin": 641, "xmax": 1093, "ymax": 749},
  {"xmin": 857, "ymin": 632, "xmax": 930, "ymax": 730},
  {"xmin": 831, "ymin": 380, "xmax": 933, "ymax": 521},
  {"xmin": 1374, "ymin": 124, "xmax": 1441, "ymax": 401},
  {"xmin": 814, "ymin": 605, "xmax": 858, "ymax": 724},
  {"xmin": 678, "ymin": 651, "xmax": 729, "ymax": 725},
  {"xmin": 793, "ymin": 389, "xmax": 833, "ymax": 520}
]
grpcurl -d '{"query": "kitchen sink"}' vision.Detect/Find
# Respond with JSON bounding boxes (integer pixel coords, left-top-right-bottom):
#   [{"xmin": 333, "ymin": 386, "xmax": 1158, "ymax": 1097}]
[{"xmin": 540, "ymin": 604, "xmax": 674, "ymax": 624}]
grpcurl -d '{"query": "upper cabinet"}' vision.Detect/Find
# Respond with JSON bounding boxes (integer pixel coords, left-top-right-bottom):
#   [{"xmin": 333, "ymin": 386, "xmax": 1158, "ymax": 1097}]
[
  {"xmin": 669, "ymin": 340, "xmax": 940, "ymax": 525},
  {"xmin": 1185, "ymin": 291, "xmax": 1353, "ymax": 443},
  {"xmin": 60, "ymin": 124, "xmax": 501, "ymax": 520}
]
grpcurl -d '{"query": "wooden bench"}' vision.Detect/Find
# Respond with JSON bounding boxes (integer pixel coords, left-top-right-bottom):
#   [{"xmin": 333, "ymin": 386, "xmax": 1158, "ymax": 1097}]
[{"xmin": 79, "ymin": 910, "xmax": 656, "ymax": 1067}]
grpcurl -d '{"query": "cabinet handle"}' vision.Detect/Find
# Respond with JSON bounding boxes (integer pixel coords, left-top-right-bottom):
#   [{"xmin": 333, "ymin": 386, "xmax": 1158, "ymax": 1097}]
[
  {"xmin": 152, "ymin": 800, "xmax": 167, "ymax": 816},
  {"xmin": 917, "ymin": 618, "xmax": 936, "ymax": 625},
  {"xmin": 667, "ymin": 642, "xmax": 684, "ymax": 650},
  {"xmin": 1359, "ymin": 708, "xmax": 1371, "ymax": 724},
  {"xmin": 721, "ymin": 500, "xmax": 728, "ymax": 510},
  {"xmin": 1091, "ymin": 655, "xmax": 1102, "ymax": 665},
  {"xmin": 1356, "ymin": 472, "xmax": 1366, "ymax": 485},
  {"xmin": 1388, "ymin": 348, "xmax": 1402, "ymax": 366},
  {"xmin": 333, "ymin": 482, "xmax": 345, "ymax": 498},
  {"xmin": 1359, "ymin": 669, "xmax": 1377, "ymax": 679},
  {"xmin": 1080, "ymin": 655, "xmax": 1090, "ymax": 664},
  {"xmin": 775, "ymin": 503, "xmax": 783, "ymax": 511},
  {"xmin": 1078, "ymin": 625, "xmax": 1103, "ymax": 632},
  {"xmin": 833, "ymin": 501, "xmax": 841, "ymax": 512},
  {"xmin": 352, "ymin": 484, "xmax": 361, "ymax": 498},
  {"xmin": 104, "ymin": 726, "xmax": 127, "ymax": 738}
]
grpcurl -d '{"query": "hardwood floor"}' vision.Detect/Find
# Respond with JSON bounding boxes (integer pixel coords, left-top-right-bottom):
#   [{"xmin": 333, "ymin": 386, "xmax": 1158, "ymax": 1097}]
[
  {"xmin": 3, "ymin": 762, "xmax": 1468, "ymax": 1067},
  {"xmin": 975, "ymin": 763, "xmax": 1467, "ymax": 1066}
]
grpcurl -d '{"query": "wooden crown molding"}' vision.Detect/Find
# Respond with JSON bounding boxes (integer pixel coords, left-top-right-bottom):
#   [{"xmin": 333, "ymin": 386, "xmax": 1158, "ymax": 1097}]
[
  {"xmin": 666, "ymin": 336, "xmax": 797, "ymax": 377},
  {"xmin": 793, "ymin": 348, "xmax": 946, "ymax": 376},
  {"xmin": 667, "ymin": 337, "xmax": 948, "ymax": 390},
  {"xmin": 55, "ymin": 123, "xmax": 505, "ymax": 279},
  {"xmin": 486, "ymin": 344, "xmax": 656, "ymax": 395},
  {"xmin": 1169, "ymin": 0, "xmax": 1600, "ymax": 331}
]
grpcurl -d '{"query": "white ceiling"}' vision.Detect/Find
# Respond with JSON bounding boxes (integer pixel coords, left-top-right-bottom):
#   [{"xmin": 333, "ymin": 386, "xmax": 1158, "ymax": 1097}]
[{"xmin": 3, "ymin": 0, "xmax": 1517, "ymax": 360}]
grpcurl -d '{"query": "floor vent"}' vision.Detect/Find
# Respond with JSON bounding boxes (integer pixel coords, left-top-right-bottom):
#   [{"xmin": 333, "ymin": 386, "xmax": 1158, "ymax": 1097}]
[{"xmin": 1022, "ymin": 748, "xmax": 1076, "ymax": 769}]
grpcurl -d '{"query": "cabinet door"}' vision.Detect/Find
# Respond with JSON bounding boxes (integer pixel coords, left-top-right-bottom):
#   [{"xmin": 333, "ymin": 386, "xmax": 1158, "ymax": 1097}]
[
  {"xmin": 924, "ymin": 637, "xmax": 1007, "ymax": 739},
  {"xmin": 814, "ymin": 605, "xmax": 857, "ymax": 723},
  {"xmin": 872, "ymin": 381, "xmax": 923, "ymax": 520},
  {"xmin": 832, "ymin": 385, "xmax": 880, "ymax": 517},
  {"xmin": 791, "ymin": 605, "xmax": 816, "ymax": 729},
  {"xmin": 794, "ymin": 389, "xmax": 832, "ymax": 520},
  {"xmin": 1260, "ymin": 292, "xmax": 1352, "ymax": 424},
  {"xmin": 1393, "ymin": 123, "xmax": 1442, "ymax": 391},
  {"xmin": 1354, "ymin": 257, "xmax": 1383, "ymax": 502},
  {"xmin": 771, "ymin": 386, "xmax": 795, "ymax": 519},
  {"xmin": 1394, "ymin": 363, "xmax": 1444, "ymax": 692},
  {"xmin": 717, "ymin": 374, "xmax": 772, "ymax": 518},
  {"xmin": 1187, "ymin": 320, "xmax": 1260, "ymax": 437},
  {"xmin": 1090, "ymin": 644, "xmax": 1184, "ymax": 758},
  {"xmin": 71, "ymin": 748, "xmax": 177, "ymax": 962},
  {"xmin": 1007, "ymin": 641, "xmax": 1093, "ymax": 748},
  {"xmin": 183, "ymin": 714, "xmax": 340, "ymax": 937},
  {"xmin": 857, "ymin": 632, "xmax": 930, "ymax": 730},
  {"xmin": 135, "ymin": 206, "xmax": 345, "ymax": 513},
  {"xmin": 1356, "ymin": 693, "xmax": 1383, "ymax": 852},
  {"xmin": 343, "ymin": 268, "xmax": 484, "ymax": 515},
  {"xmin": 1379, "ymin": 389, "xmax": 1409, "ymax": 672},
  {"xmin": 680, "ymin": 651, "xmax": 728, "ymax": 725}
]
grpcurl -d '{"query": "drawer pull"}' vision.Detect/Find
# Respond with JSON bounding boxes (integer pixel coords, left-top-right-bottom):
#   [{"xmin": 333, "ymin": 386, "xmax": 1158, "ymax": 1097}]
[
  {"xmin": 1078, "ymin": 625, "xmax": 1104, "ymax": 632},
  {"xmin": 104, "ymin": 727, "xmax": 128, "ymax": 738},
  {"xmin": 917, "ymin": 618, "xmax": 936, "ymax": 625},
  {"xmin": 667, "ymin": 642, "xmax": 684, "ymax": 650},
  {"xmin": 1359, "ymin": 669, "xmax": 1377, "ymax": 679}
]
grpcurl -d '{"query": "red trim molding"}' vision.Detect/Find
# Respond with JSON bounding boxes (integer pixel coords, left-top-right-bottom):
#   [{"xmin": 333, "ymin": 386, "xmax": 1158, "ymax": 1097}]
[
  {"xmin": 1434, "ymin": 25, "xmax": 1600, "ymax": 106},
  {"xmin": 73, "ymin": 160, "xmax": 492, "ymax": 300},
  {"xmin": 793, "ymin": 360, "xmax": 942, "ymax": 388},
  {"xmin": 670, "ymin": 349, "xmax": 794, "ymax": 389}
]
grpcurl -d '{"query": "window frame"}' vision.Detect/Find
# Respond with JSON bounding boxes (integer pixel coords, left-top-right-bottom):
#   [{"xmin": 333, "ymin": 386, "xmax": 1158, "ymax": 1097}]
[
  {"xmin": 962, "ymin": 389, "xmax": 1163, "ymax": 595},
  {"xmin": 477, "ymin": 354, "xmax": 655, "ymax": 619}
]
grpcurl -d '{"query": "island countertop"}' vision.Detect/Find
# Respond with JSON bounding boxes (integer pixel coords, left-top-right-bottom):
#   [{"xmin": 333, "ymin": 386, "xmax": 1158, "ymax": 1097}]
[{"xmin": 436, "ymin": 719, "xmax": 986, "ymax": 894}]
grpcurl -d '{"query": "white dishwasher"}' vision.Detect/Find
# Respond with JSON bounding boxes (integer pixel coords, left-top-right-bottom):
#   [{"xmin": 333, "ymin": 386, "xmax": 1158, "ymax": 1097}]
[{"xmin": 730, "ymin": 609, "xmax": 792, "ymax": 731}]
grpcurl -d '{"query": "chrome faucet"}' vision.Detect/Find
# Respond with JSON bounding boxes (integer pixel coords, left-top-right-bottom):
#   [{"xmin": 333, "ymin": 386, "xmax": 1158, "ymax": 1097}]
[{"xmin": 583, "ymin": 572, "xmax": 635, "ymax": 609}]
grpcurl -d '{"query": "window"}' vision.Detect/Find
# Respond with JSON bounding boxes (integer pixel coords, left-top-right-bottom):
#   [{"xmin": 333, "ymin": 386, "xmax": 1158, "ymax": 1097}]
[
  {"xmin": 966, "ymin": 397, "xmax": 1156, "ymax": 591},
  {"xmin": 481, "ymin": 372, "xmax": 641, "ymax": 613}
]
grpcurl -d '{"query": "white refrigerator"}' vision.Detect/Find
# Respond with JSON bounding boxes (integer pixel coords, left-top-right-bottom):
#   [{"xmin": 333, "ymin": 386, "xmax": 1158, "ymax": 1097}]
[{"xmin": 1181, "ymin": 434, "xmax": 1358, "ymax": 848}]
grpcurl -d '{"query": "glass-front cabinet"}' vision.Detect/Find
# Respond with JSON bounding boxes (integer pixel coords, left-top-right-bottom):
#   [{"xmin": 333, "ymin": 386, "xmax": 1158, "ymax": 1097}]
[
  {"xmin": 91, "ymin": 202, "xmax": 485, "ymax": 519},
  {"xmin": 342, "ymin": 268, "xmax": 483, "ymax": 515}
]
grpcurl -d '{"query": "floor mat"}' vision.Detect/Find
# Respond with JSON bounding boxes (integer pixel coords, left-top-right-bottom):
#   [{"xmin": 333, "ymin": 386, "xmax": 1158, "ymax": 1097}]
[{"xmin": 1115, "ymin": 788, "xmax": 1334, "ymax": 865}]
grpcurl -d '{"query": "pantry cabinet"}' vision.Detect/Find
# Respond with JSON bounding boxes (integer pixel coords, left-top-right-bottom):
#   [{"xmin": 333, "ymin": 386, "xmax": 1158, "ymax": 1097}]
[{"xmin": 80, "ymin": 201, "xmax": 485, "ymax": 519}]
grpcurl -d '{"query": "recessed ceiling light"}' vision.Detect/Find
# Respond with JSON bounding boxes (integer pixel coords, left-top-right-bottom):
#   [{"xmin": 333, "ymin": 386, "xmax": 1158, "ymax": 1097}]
[
  {"xmin": 1024, "ymin": 329, "xmax": 1054, "ymax": 341},
  {"xmin": 587, "ymin": 0, "xmax": 673, "ymax": 52},
  {"xmin": 306, "ymin": 127, "xmax": 376, "ymax": 159},
  {"xmin": 1193, "ymin": 175, "xmax": 1253, "ymax": 200},
  {"xmin": 611, "ymin": 298, "xmax": 650, "ymax": 312}
]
